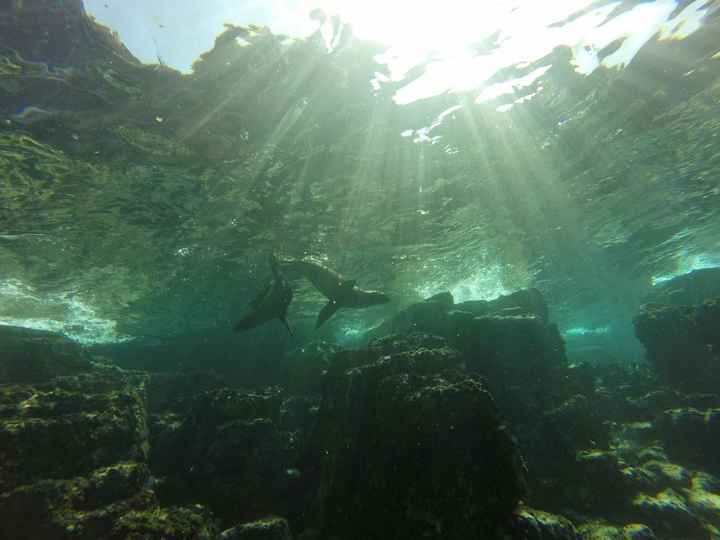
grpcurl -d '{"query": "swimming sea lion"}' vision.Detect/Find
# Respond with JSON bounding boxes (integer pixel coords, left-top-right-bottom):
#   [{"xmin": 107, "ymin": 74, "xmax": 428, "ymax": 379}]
[
  {"xmin": 234, "ymin": 254, "xmax": 294, "ymax": 335},
  {"xmin": 278, "ymin": 257, "xmax": 389, "ymax": 328}
]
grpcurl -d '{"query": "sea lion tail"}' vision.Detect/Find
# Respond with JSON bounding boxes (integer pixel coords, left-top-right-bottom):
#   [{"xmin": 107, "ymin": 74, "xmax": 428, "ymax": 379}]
[
  {"xmin": 280, "ymin": 316, "xmax": 294, "ymax": 337},
  {"xmin": 316, "ymin": 301, "xmax": 340, "ymax": 329}
]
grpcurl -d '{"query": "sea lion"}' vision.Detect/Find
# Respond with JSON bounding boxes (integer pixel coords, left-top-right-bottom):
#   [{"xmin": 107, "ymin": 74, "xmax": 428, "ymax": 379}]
[
  {"xmin": 234, "ymin": 254, "xmax": 294, "ymax": 335},
  {"xmin": 278, "ymin": 257, "xmax": 390, "ymax": 328}
]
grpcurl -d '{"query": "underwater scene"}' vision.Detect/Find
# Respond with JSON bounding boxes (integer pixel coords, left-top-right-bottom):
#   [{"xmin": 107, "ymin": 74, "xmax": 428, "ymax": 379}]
[{"xmin": 1, "ymin": 0, "xmax": 720, "ymax": 538}]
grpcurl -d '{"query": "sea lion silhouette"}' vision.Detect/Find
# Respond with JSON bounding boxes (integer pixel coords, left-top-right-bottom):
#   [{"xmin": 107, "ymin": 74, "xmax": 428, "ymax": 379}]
[
  {"xmin": 234, "ymin": 254, "xmax": 294, "ymax": 335},
  {"xmin": 278, "ymin": 257, "xmax": 389, "ymax": 328}
]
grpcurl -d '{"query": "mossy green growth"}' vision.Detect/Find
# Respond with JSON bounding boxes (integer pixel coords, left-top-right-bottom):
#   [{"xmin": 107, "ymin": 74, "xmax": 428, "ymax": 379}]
[
  {"xmin": 112, "ymin": 505, "xmax": 217, "ymax": 540},
  {"xmin": 622, "ymin": 523, "xmax": 656, "ymax": 540},
  {"xmin": 578, "ymin": 521, "xmax": 624, "ymax": 540},
  {"xmin": 640, "ymin": 460, "xmax": 690, "ymax": 487},
  {"xmin": 220, "ymin": 516, "xmax": 292, "ymax": 539},
  {"xmin": 0, "ymin": 462, "xmax": 154, "ymax": 540},
  {"xmin": 514, "ymin": 506, "xmax": 578, "ymax": 539},
  {"xmin": 578, "ymin": 520, "xmax": 657, "ymax": 540}
]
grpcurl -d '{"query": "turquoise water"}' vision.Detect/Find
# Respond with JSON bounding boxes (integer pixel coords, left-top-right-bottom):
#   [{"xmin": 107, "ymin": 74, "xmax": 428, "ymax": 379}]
[
  {"xmin": 2, "ymin": 1, "xmax": 718, "ymax": 352},
  {"xmin": 1, "ymin": 3, "xmax": 720, "ymax": 539}
]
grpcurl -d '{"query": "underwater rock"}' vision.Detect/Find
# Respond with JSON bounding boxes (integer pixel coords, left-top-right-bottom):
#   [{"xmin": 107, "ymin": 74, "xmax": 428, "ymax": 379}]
[
  {"xmin": 523, "ymin": 395, "xmax": 611, "ymax": 510},
  {"xmin": 0, "ymin": 462, "xmax": 154, "ymax": 540},
  {"xmin": 658, "ymin": 407, "xmax": 720, "ymax": 472},
  {"xmin": 510, "ymin": 506, "xmax": 579, "ymax": 540},
  {"xmin": 577, "ymin": 521, "xmax": 657, "ymax": 540},
  {"xmin": 451, "ymin": 311, "xmax": 565, "ymax": 373},
  {"xmin": 633, "ymin": 299, "xmax": 720, "ymax": 392},
  {"xmin": 220, "ymin": 516, "xmax": 293, "ymax": 540},
  {"xmin": 685, "ymin": 472, "xmax": 720, "ymax": 527},
  {"xmin": 304, "ymin": 333, "xmax": 526, "ymax": 539},
  {"xmin": 571, "ymin": 450, "xmax": 631, "ymax": 513},
  {"xmin": 147, "ymin": 371, "xmax": 226, "ymax": 413},
  {"xmin": 280, "ymin": 340, "xmax": 341, "ymax": 396},
  {"xmin": 278, "ymin": 395, "xmax": 320, "ymax": 449},
  {"xmin": 0, "ymin": 0, "xmax": 157, "ymax": 125},
  {"xmin": 0, "ymin": 325, "xmax": 94, "ymax": 383},
  {"xmin": 363, "ymin": 290, "xmax": 566, "ymax": 440},
  {"xmin": 366, "ymin": 287, "xmax": 552, "ymax": 342},
  {"xmin": 457, "ymin": 287, "xmax": 550, "ymax": 322},
  {"xmin": 148, "ymin": 387, "xmax": 302, "ymax": 524},
  {"xmin": 610, "ymin": 421, "xmax": 658, "ymax": 449},
  {"xmin": 644, "ymin": 267, "xmax": 720, "ymax": 307},
  {"xmin": 0, "ymin": 369, "xmax": 149, "ymax": 492},
  {"xmin": 631, "ymin": 488, "xmax": 707, "ymax": 539},
  {"xmin": 0, "ymin": 0, "xmax": 136, "ymax": 67},
  {"xmin": 621, "ymin": 524, "xmax": 657, "ymax": 540},
  {"xmin": 110, "ymin": 504, "xmax": 218, "ymax": 540}
]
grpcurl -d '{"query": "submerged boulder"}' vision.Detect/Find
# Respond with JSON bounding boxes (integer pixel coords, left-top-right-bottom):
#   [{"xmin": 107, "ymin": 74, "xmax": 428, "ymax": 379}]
[
  {"xmin": 510, "ymin": 506, "xmax": 579, "ymax": 540},
  {"xmin": 149, "ymin": 386, "xmax": 303, "ymax": 524},
  {"xmin": 0, "ymin": 370, "xmax": 149, "ymax": 492},
  {"xmin": 0, "ymin": 462, "xmax": 155, "ymax": 540},
  {"xmin": 634, "ymin": 299, "xmax": 720, "ymax": 392},
  {"xmin": 220, "ymin": 516, "xmax": 293, "ymax": 540},
  {"xmin": 110, "ymin": 504, "xmax": 218, "ymax": 540},
  {"xmin": 643, "ymin": 268, "xmax": 720, "ymax": 307},
  {"xmin": 363, "ymin": 289, "xmax": 566, "ymax": 422},
  {"xmin": 0, "ymin": 326, "xmax": 94, "ymax": 384},
  {"xmin": 304, "ymin": 333, "xmax": 526, "ymax": 539},
  {"xmin": 0, "ymin": 328, "xmax": 223, "ymax": 539},
  {"xmin": 657, "ymin": 407, "xmax": 720, "ymax": 472},
  {"xmin": 366, "ymin": 288, "xmax": 553, "ymax": 343}
]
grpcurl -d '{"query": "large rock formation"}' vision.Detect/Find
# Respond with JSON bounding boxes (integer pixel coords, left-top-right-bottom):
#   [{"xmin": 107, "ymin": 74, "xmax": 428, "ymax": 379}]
[
  {"xmin": 148, "ymin": 385, "xmax": 307, "ymax": 525},
  {"xmin": 634, "ymin": 299, "xmax": 720, "ymax": 392},
  {"xmin": 303, "ymin": 333, "xmax": 527, "ymax": 539},
  {"xmin": 0, "ymin": 325, "xmax": 94, "ymax": 383},
  {"xmin": 644, "ymin": 268, "xmax": 720, "ymax": 307},
  {"xmin": 365, "ymin": 289, "xmax": 564, "ymax": 379},
  {"xmin": 0, "ymin": 326, "xmax": 219, "ymax": 540}
]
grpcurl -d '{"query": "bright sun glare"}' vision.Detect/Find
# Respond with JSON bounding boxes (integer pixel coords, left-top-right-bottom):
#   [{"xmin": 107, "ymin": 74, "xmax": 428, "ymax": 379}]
[{"xmin": 307, "ymin": 0, "xmax": 714, "ymax": 104}]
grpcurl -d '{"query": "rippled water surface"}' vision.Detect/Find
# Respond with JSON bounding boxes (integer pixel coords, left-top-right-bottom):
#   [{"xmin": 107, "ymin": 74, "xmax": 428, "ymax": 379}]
[{"xmin": 1, "ymin": 0, "xmax": 719, "ymax": 350}]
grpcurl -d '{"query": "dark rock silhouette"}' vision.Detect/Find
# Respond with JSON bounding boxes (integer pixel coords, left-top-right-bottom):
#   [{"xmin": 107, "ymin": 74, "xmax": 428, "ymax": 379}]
[
  {"xmin": 634, "ymin": 299, "xmax": 720, "ymax": 393},
  {"xmin": 303, "ymin": 333, "xmax": 527, "ymax": 539}
]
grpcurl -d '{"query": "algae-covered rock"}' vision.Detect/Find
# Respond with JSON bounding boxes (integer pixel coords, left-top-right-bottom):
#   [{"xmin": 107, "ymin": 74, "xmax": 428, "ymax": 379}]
[
  {"xmin": 577, "ymin": 521, "xmax": 624, "ymax": 540},
  {"xmin": 511, "ymin": 506, "xmax": 579, "ymax": 540},
  {"xmin": 280, "ymin": 340, "xmax": 341, "ymax": 396},
  {"xmin": 0, "ymin": 462, "xmax": 154, "ymax": 540},
  {"xmin": 577, "ymin": 521, "xmax": 657, "ymax": 540},
  {"xmin": 524, "ymin": 395, "xmax": 611, "ymax": 511},
  {"xmin": 365, "ymin": 289, "xmax": 560, "ymax": 369},
  {"xmin": 643, "ymin": 268, "xmax": 720, "ymax": 308},
  {"xmin": 149, "ymin": 386, "xmax": 301, "ymax": 524},
  {"xmin": 220, "ymin": 516, "xmax": 293, "ymax": 540},
  {"xmin": 634, "ymin": 300, "xmax": 720, "ymax": 393},
  {"xmin": 305, "ymin": 333, "xmax": 526, "ymax": 539},
  {"xmin": 658, "ymin": 407, "xmax": 720, "ymax": 472},
  {"xmin": 147, "ymin": 371, "xmax": 225, "ymax": 413},
  {"xmin": 111, "ymin": 504, "xmax": 218, "ymax": 540},
  {"xmin": 0, "ymin": 370, "xmax": 149, "ymax": 491},
  {"xmin": 572, "ymin": 450, "xmax": 631, "ymax": 512},
  {"xmin": 622, "ymin": 524, "xmax": 657, "ymax": 540},
  {"xmin": 632, "ymin": 488, "xmax": 707, "ymax": 539},
  {"xmin": 0, "ymin": 326, "xmax": 93, "ymax": 384}
]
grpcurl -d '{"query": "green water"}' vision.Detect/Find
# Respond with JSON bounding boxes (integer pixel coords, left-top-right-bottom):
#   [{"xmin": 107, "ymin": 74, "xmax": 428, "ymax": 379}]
[{"xmin": 0, "ymin": 1, "xmax": 719, "ymax": 354}]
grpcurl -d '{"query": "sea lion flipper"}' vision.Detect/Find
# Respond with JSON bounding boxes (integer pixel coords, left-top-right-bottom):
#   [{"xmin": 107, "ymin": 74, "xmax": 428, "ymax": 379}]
[
  {"xmin": 280, "ymin": 316, "xmax": 294, "ymax": 336},
  {"xmin": 316, "ymin": 301, "xmax": 339, "ymax": 329}
]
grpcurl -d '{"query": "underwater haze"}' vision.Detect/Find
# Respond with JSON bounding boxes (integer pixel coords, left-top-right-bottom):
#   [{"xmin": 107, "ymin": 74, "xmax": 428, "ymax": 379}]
[{"xmin": 2, "ymin": 1, "xmax": 720, "ymax": 539}]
